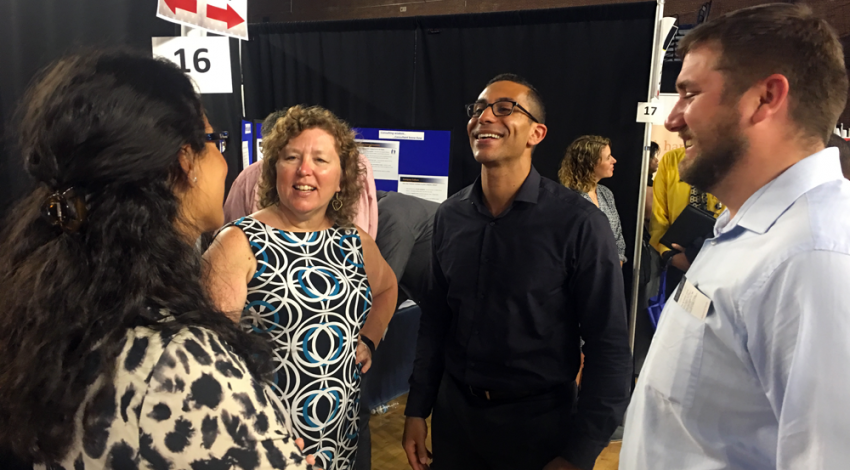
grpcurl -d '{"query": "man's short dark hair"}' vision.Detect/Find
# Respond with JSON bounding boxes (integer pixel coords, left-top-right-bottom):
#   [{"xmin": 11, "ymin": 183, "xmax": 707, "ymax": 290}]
[
  {"xmin": 828, "ymin": 134, "xmax": 850, "ymax": 179},
  {"xmin": 486, "ymin": 73, "xmax": 546, "ymax": 124},
  {"xmin": 261, "ymin": 109, "xmax": 288, "ymax": 138},
  {"xmin": 650, "ymin": 141, "xmax": 660, "ymax": 159},
  {"xmin": 678, "ymin": 3, "xmax": 848, "ymax": 145}
]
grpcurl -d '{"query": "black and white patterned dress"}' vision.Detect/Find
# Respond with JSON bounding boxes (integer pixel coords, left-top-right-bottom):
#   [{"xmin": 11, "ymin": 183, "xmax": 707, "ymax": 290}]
[
  {"xmin": 228, "ymin": 217, "xmax": 372, "ymax": 470},
  {"xmin": 37, "ymin": 321, "xmax": 311, "ymax": 470}
]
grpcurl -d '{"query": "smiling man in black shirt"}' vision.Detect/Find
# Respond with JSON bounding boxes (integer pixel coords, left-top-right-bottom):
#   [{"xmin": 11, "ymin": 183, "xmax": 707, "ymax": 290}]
[{"xmin": 401, "ymin": 74, "xmax": 632, "ymax": 470}]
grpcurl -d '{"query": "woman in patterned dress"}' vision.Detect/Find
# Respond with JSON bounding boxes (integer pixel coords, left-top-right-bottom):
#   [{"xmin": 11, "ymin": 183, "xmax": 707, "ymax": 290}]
[
  {"xmin": 559, "ymin": 135, "xmax": 628, "ymax": 266},
  {"xmin": 0, "ymin": 51, "xmax": 312, "ymax": 469},
  {"xmin": 204, "ymin": 105, "xmax": 397, "ymax": 470}
]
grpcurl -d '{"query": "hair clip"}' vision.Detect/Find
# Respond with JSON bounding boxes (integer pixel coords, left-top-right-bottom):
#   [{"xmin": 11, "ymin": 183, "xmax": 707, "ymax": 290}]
[{"xmin": 42, "ymin": 187, "xmax": 88, "ymax": 233}]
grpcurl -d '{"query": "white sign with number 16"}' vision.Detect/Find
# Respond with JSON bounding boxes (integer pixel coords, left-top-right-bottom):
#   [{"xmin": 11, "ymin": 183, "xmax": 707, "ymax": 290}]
[
  {"xmin": 152, "ymin": 36, "xmax": 232, "ymax": 94},
  {"xmin": 636, "ymin": 101, "xmax": 668, "ymax": 125}
]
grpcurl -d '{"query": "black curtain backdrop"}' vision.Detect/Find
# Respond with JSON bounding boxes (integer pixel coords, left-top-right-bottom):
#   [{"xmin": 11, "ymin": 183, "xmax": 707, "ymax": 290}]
[
  {"xmin": 243, "ymin": 2, "xmax": 655, "ymax": 303},
  {"xmin": 0, "ymin": 0, "xmax": 244, "ymax": 221},
  {"xmin": 244, "ymin": 20, "xmax": 419, "ymax": 130}
]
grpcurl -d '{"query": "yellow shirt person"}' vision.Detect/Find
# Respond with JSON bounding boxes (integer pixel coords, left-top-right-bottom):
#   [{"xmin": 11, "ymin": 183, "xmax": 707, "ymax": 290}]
[{"xmin": 648, "ymin": 147, "xmax": 725, "ymax": 256}]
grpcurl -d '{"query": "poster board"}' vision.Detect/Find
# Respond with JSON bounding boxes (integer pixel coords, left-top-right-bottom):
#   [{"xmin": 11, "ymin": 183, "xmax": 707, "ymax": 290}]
[
  {"xmin": 240, "ymin": 120, "xmax": 253, "ymax": 170},
  {"xmin": 254, "ymin": 121, "xmax": 265, "ymax": 164},
  {"xmin": 354, "ymin": 128, "xmax": 451, "ymax": 203}
]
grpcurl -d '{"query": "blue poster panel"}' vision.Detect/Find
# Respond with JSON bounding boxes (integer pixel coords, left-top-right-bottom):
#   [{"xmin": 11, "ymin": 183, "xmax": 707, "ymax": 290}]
[{"xmin": 354, "ymin": 128, "xmax": 451, "ymax": 202}]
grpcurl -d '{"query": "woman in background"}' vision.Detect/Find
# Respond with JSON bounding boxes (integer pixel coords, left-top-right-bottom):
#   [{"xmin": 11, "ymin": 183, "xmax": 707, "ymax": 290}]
[
  {"xmin": 559, "ymin": 135, "xmax": 628, "ymax": 265},
  {"xmin": 204, "ymin": 105, "xmax": 397, "ymax": 470},
  {"xmin": 0, "ymin": 51, "xmax": 311, "ymax": 469}
]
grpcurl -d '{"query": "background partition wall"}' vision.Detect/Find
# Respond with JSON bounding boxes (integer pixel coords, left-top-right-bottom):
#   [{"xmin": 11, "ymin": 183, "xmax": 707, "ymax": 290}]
[{"xmin": 242, "ymin": 1, "xmax": 657, "ymax": 300}]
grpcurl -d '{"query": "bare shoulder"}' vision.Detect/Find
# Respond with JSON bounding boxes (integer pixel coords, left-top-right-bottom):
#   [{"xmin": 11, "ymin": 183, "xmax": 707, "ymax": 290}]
[
  {"xmin": 354, "ymin": 224, "xmax": 376, "ymax": 245},
  {"xmin": 212, "ymin": 226, "xmax": 251, "ymax": 251},
  {"xmin": 206, "ymin": 225, "xmax": 254, "ymax": 266}
]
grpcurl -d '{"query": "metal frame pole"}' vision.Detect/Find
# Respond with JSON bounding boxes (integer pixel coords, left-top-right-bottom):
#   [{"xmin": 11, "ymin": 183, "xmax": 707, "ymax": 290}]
[{"xmin": 628, "ymin": 0, "xmax": 666, "ymax": 353}]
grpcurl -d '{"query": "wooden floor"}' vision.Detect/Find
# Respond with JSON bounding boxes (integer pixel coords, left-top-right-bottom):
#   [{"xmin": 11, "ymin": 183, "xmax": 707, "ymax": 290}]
[{"xmin": 369, "ymin": 395, "xmax": 620, "ymax": 470}]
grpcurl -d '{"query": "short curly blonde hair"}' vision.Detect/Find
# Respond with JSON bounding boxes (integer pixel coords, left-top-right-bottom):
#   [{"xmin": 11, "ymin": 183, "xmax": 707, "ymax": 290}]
[
  {"xmin": 559, "ymin": 135, "xmax": 611, "ymax": 194},
  {"xmin": 257, "ymin": 105, "xmax": 363, "ymax": 227}
]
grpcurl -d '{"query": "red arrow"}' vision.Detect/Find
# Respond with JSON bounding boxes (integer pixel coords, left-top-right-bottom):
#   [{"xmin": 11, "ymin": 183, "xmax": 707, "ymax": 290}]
[
  {"xmin": 164, "ymin": 0, "xmax": 197, "ymax": 14},
  {"xmin": 206, "ymin": 4, "xmax": 245, "ymax": 29}
]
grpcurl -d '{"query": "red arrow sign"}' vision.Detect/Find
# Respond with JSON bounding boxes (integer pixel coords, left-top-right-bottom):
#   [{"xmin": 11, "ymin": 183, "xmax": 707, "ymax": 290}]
[
  {"xmin": 164, "ymin": 0, "xmax": 197, "ymax": 14},
  {"xmin": 206, "ymin": 4, "xmax": 245, "ymax": 29}
]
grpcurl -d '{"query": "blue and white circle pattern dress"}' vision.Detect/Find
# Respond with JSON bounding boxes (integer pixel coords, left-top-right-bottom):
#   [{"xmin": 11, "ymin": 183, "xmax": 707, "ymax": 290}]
[{"xmin": 229, "ymin": 217, "xmax": 372, "ymax": 470}]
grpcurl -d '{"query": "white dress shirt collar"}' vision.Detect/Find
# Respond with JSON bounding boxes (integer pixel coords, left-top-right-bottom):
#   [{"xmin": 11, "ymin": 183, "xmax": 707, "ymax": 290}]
[{"xmin": 714, "ymin": 147, "xmax": 842, "ymax": 236}]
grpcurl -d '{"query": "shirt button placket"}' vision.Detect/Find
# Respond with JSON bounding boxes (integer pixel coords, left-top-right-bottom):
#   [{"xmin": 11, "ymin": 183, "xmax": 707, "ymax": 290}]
[{"xmin": 476, "ymin": 220, "xmax": 494, "ymax": 308}]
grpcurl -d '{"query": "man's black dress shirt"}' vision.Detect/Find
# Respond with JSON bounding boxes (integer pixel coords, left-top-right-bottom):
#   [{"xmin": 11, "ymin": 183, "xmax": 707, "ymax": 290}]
[{"xmin": 405, "ymin": 167, "xmax": 632, "ymax": 470}]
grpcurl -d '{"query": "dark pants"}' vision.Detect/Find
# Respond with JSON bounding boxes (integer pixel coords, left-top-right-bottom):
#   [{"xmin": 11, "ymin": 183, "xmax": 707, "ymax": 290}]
[
  {"xmin": 354, "ymin": 397, "xmax": 371, "ymax": 470},
  {"xmin": 432, "ymin": 374, "xmax": 577, "ymax": 470}
]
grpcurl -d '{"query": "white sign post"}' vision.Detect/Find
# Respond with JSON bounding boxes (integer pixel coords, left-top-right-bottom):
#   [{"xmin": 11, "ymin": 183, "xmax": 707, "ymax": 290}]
[
  {"xmin": 152, "ymin": 36, "xmax": 233, "ymax": 94},
  {"xmin": 157, "ymin": 0, "xmax": 248, "ymax": 41}
]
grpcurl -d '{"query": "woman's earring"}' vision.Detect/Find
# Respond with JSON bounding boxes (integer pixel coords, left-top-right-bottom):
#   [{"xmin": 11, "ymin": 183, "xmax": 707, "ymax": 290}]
[
  {"xmin": 193, "ymin": 176, "xmax": 198, "ymax": 184},
  {"xmin": 332, "ymin": 193, "xmax": 343, "ymax": 211}
]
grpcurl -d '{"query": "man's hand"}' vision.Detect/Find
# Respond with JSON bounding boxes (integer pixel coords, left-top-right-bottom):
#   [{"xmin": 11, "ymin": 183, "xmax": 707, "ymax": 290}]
[
  {"xmin": 670, "ymin": 244, "xmax": 692, "ymax": 271},
  {"xmin": 543, "ymin": 457, "xmax": 583, "ymax": 470},
  {"xmin": 402, "ymin": 416, "xmax": 432, "ymax": 470}
]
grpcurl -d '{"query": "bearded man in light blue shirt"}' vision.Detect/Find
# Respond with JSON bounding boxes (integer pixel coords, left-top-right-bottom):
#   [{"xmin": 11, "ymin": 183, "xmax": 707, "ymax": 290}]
[{"xmin": 621, "ymin": 4, "xmax": 850, "ymax": 470}]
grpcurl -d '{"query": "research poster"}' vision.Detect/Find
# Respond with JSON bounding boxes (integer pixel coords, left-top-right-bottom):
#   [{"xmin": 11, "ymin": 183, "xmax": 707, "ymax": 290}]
[
  {"xmin": 356, "ymin": 139, "xmax": 400, "ymax": 181},
  {"xmin": 397, "ymin": 176, "xmax": 449, "ymax": 204},
  {"xmin": 355, "ymin": 128, "xmax": 451, "ymax": 202}
]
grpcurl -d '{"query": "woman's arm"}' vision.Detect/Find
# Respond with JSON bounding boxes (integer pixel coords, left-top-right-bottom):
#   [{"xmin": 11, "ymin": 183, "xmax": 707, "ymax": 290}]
[
  {"xmin": 202, "ymin": 226, "xmax": 256, "ymax": 323},
  {"xmin": 356, "ymin": 225, "xmax": 398, "ymax": 373}
]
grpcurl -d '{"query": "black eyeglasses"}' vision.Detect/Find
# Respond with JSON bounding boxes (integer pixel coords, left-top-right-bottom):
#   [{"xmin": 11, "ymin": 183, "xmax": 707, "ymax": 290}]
[
  {"xmin": 466, "ymin": 100, "xmax": 540, "ymax": 123},
  {"xmin": 205, "ymin": 131, "xmax": 230, "ymax": 153}
]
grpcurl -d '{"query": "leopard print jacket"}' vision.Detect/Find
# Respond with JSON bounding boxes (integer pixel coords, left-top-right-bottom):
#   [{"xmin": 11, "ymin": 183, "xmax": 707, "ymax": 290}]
[{"xmin": 36, "ymin": 324, "xmax": 312, "ymax": 470}]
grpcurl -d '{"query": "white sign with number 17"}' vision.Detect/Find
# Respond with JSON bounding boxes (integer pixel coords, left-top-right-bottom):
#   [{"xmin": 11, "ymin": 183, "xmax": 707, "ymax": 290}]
[
  {"xmin": 152, "ymin": 36, "xmax": 232, "ymax": 94},
  {"xmin": 636, "ymin": 101, "xmax": 668, "ymax": 125}
]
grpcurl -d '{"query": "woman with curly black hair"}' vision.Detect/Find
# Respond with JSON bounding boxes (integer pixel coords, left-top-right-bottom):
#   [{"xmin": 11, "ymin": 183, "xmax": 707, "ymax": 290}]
[{"xmin": 0, "ymin": 50, "xmax": 313, "ymax": 469}]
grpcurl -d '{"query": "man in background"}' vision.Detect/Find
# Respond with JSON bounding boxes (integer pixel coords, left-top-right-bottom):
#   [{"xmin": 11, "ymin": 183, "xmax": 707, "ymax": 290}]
[
  {"xmin": 375, "ymin": 190, "xmax": 439, "ymax": 305},
  {"xmin": 648, "ymin": 146, "xmax": 724, "ymax": 297},
  {"xmin": 622, "ymin": 4, "xmax": 850, "ymax": 468},
  {"xmin": 223, "ymin": 110, "xmax": 379, "ymax": 238}
]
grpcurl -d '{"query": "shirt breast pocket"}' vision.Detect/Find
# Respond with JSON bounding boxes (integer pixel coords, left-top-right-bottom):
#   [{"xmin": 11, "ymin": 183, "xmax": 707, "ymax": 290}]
[{"xmin": 644, "ymin": 299, "xmax": 705, "ymax": 408}]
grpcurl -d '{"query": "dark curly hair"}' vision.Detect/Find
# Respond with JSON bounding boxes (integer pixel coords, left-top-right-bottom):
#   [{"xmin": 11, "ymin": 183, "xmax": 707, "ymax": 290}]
[
  {"xmin": 559, "ymin": 135, "xmax": 611, "ymax": 194},
  {"xmin": 0, "ymin": 50, "xmax": 271, "ymax": 462},
  {"xmin": 257, "ymin": 105, "xmax": 363, "ymax": 226}
]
